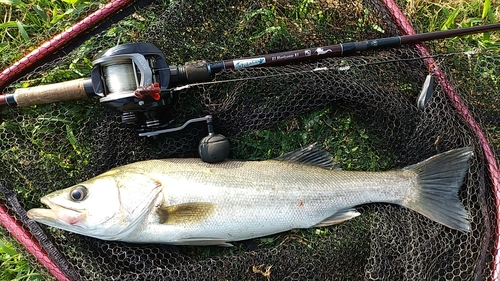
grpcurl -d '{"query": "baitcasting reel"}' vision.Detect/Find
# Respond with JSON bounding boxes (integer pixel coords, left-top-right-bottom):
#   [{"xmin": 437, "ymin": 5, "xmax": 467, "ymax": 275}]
[
  {"xmin": 91, "ymin": 43, "xmax": 229, "ymax": 162},
  {"xmin": 91, "ymin": 43, "xmax": 171, "ymax": 114},
  {"xmin": 91, "ymin": 43, "xmax": 220, "ymax": 129}
]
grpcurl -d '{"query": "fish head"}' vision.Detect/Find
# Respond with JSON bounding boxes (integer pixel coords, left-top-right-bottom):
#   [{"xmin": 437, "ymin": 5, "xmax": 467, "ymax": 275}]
[{"xmin": 27, "ymin": 168, "xmax": 163, "ymax": 241}]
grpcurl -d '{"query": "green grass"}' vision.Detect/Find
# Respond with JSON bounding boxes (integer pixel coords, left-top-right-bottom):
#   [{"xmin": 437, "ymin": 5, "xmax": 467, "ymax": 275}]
[
  {"xmin": 0, "ymin": 238, "xmax": 43, "ymax": 281},
  {"xmin": 410, "ymin": 0, "xmax": 499, "ymax": 49},
  {"xmin": 0, "ymin": 0, "xmax": 108, "ymax": 64}
]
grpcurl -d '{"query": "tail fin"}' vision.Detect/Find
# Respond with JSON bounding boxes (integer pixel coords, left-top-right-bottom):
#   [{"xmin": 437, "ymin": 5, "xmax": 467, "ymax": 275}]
[{"xmin": 402, "ymin": 147, "xmax": 473, "ymax": 232}]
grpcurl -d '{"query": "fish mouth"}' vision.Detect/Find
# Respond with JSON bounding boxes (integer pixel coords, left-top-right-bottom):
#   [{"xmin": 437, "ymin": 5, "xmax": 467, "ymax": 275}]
[{"xmin": 27, "ymin": 197, "xmax": 86, "ymax": 226}]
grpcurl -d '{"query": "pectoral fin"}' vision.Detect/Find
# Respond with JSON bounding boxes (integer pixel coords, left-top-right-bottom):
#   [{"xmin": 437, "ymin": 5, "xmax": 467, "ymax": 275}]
[
  {"xmin": 158, "ymin": 202, "xmax": 217, "ymax": 225},
  {"xmin": 313, "ymin": 208, "xmax": 361, "ymax": 227}
]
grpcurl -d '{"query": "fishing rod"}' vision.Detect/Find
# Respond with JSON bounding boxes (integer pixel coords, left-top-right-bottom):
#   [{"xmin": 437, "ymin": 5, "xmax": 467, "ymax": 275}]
[{"xmin": 0, "ymin": 22, "xmax": 499, "ymax": 141}]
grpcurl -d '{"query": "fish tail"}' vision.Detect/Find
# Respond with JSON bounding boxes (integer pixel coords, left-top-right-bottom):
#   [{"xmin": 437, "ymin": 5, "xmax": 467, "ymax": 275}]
[{"xmin": 401, "ymin": 147, "xmax": 473, "ymax": 232}]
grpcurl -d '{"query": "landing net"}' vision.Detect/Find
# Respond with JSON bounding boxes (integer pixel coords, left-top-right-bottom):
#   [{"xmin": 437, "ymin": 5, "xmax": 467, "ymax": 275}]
[{"xmin": 0, "ymin": 0, "xmax": 499, "ymax": 280}]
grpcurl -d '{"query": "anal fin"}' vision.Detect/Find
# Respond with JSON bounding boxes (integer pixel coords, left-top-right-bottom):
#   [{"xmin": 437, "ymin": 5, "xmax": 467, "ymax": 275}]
[
  {"xmin": 313, "ymin": 208, "xmax": 361, "ymax": 227},
  {"xmin": 176, "ymin": 237, "xmax": 233, "ymax": 247}
]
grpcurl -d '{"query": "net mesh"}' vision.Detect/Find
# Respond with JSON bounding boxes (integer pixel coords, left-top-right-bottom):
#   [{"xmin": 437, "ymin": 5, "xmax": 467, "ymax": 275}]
[{"xmin": 0, "ymin": 0, "xmax": 499, "ymax": 280}]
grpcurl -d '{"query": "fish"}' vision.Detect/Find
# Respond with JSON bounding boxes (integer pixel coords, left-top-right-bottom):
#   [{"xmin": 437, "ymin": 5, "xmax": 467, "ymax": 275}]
[{"xmin": 26, "ymin": 145, "xmax": 473, "ymax": 246}]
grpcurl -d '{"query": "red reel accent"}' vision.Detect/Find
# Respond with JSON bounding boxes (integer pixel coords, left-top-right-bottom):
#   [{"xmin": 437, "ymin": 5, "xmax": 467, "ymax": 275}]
[{"xmin": 134, "ymin": 82, "xmax": 161, "ymax": 101}]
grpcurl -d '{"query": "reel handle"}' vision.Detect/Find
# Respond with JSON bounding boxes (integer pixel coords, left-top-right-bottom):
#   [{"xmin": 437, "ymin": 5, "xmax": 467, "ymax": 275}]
[{"xmin": 0, "ymin": 78, "xmax": 94, "ymax": 108}]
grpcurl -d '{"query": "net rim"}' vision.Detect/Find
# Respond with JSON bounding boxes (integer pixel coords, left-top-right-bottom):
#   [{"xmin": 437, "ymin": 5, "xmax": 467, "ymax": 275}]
[{"xmin": 381, "ymin": 0, "xmax": 500, "ymax": 279}]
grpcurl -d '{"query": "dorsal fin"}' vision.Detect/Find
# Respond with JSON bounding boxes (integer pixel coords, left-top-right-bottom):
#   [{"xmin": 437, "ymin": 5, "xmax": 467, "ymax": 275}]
[{"xmin": 275, "ymin": 143, "xmax": 338, "ymax": 170}]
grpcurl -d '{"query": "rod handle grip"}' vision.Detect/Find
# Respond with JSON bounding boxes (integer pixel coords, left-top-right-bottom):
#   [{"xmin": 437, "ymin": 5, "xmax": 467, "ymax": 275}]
[{"xmin": 12, "ymin": 78, "xmax": 93, "ymax": 107}]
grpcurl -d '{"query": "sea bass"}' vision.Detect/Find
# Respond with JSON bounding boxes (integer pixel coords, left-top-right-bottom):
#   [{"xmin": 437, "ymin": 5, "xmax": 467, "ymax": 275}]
[{"xmin": 27, "ymin": 145, "xmax": 473, "ymax": 246}]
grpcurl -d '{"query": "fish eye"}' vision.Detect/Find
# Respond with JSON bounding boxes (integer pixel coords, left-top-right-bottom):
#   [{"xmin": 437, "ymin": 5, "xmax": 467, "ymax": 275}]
[{"xmin": 70, "ymin": 185, "xmax": 88, "ymax": 201}]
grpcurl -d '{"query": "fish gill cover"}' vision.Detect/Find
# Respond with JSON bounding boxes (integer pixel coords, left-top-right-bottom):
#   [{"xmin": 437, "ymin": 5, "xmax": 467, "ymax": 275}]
[{"xmin": 0, "ymin": 0, "xmax": 499, "ymax": 280}]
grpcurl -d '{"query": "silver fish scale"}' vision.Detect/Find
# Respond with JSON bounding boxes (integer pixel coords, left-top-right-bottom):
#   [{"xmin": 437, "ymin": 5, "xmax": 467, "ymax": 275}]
[{"xmin": 123, "ymin": 158, "xmax": 412, "ymax": 244}]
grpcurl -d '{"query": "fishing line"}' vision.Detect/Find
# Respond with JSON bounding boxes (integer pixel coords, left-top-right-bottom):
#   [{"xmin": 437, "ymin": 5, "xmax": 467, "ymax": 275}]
[{"xmin": 167, "ymin": 50, "xmax": 478, "ymax": 92}]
